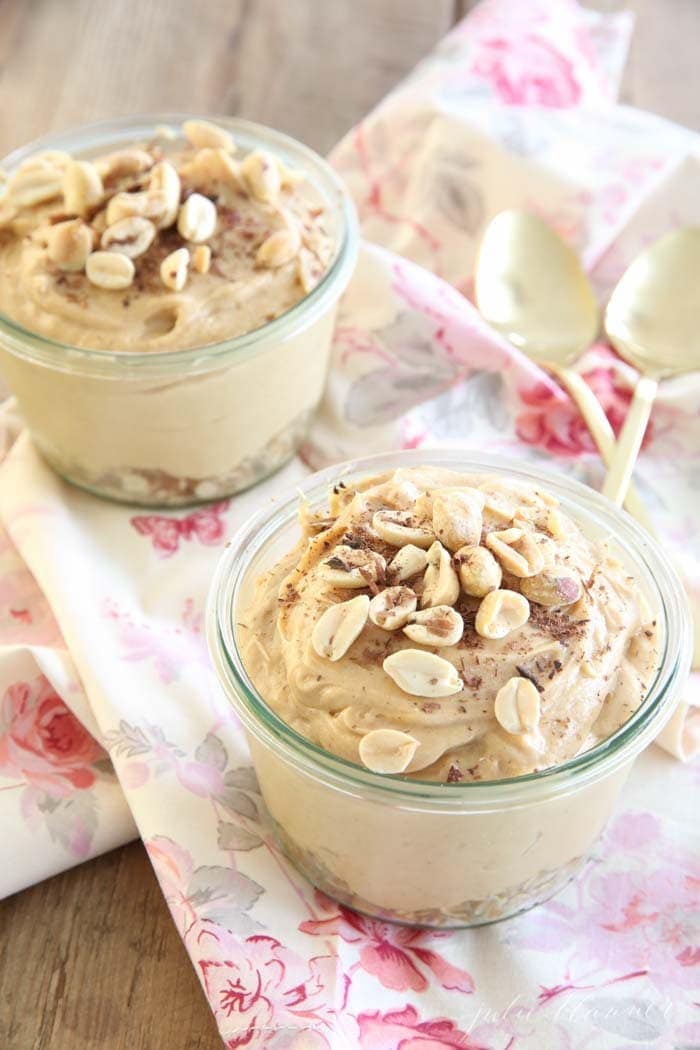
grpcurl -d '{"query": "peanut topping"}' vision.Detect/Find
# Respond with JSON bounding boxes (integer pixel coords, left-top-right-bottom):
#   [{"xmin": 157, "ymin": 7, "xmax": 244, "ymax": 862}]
[
  {"xmin": 494, "ymin": 677, "xmax": 541, "ymax": 735},
  {"xmin": 372, "ymin": 510, "xmax": 434, "ymax": 549},
  {"xmin": 101, "ymin": 216, "xmax": 156, "ymax": 259},
  {"xmin": 485, "ymin": 528, "xmax": 545, "ymax": 578},
  {"xmin": 182, "ymin": 119, "xmax": 235, "ymax": 153},
  {"xmin": 0, "ymin": 119, "xmax": 332, "ymax": 353},
  {"xmin": 369, "ymin": 586, "xmax": 417, "ymax": 631},
  {"xmin": 160, "ymin": 247, "xmax": 190, "ymax": 292},
  {"xmin": 95, "ymin": 149, "xmax": 153, "ymax": 181},
  {"xmin": 319, "ymin": 545, "xmax": 386, "ymax": 589},
  {"xmin": 241, "ymin": 149, "xmax": 281, "ymax": 203},
  {"xmin": 181, "ymin": 148, "xmax": 241, "ymax": 194},
  {"xmin": 421, "ymin": 541, "xmax": 460, "ymax": 608},
  {"xmin": 177, "ymin": 193, "xmax": 217, "ymax": 242},
  {"xmin": 474, "ymin": 589, "xmax": 530, "ymax": 640},
  {"xmin": 358, "ymin": 728, "xmax": 419, "ymax": 775},
  {"xmin": 105, "ymin": 189, "xmax": 171, "ymax": 227},
  {"xmin": 256, "ymin": 225, "xmax": 301, "ymax": 269},
  {"xmin": 432, "ymin": 488, "xmax": 484, "ymax": 551},
  {"xmin": 7, "ymin": 161, "xmax": 63, "ymax": 207},
  {"xmin": 85, "ymin": 251, "xmax": 135, "ymax": 290},
  {"xmin": 454, "ymin": 544, "xmax": 502, "ymax": 597},
  {"xmin": 192, "ymin": 244, "xmax": 211, "ymax": 274},
  {"xmin": 386, "ymin": 544, "xmax": 429, "ymax": 584},
  {"xmin": 149, "ymin": 160, "xmax": 181, "ymax": 228},
  {"xmin": 312, "ymin": 594, "xmax": 370, "ymax": 662},
  {"xmin": 383, "ymin": 649, "xmax": 462, "ymax": 698},
  {"xmin": 46, "ymin": 219, "xmax": 93, "ymax": 272},
  {"xmin": 403, "ymin": 606, "xmax": 464, "ymax": 648},
  {"xmin": 520, "ymin": 571, "xmax": 583, "ymax": 607},
  {"xmin": 241, "ymin": 466, "xmax": 661, "ymax": 785},
  {"xmin": 546, "ymin": 507, "xmax": 567, "ymax": 541},
  {"xmin": 62, "ymin": 160, "xmax": 104, "ymax": 217}
]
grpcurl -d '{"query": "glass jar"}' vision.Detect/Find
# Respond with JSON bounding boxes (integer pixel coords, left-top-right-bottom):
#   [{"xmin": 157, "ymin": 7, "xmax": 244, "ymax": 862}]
[
  {"xmin": 208, "ymin": 450, "xmax": 692, "ymax": 928},
  {"xmin": 0, "ymin": 115, "xmax": 358, "ymax": 506}
]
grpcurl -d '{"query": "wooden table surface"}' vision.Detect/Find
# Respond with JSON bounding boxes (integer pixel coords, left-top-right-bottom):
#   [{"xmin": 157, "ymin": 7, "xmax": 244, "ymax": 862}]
[{"xmin": 1, "ymin": 2, "xmax": 699, "ymax": 1048}]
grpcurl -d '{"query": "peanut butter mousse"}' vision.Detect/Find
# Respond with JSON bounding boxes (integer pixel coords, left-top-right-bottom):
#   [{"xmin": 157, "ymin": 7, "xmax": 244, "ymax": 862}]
[
  {"xmin": 241, "ymin": 467, "xmax": 659, "ymax": 782},
  {"xmin": 0, "ymin": 119, "xmax": 333, "ymax": 350}
]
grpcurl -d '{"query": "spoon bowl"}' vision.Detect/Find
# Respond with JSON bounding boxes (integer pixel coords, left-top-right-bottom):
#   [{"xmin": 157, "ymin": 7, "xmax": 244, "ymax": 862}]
[
  {"xmin": 475, "ymin": 210, "xmax": 598, "ymax": 365},
  {"xmin": 605, "ymin": 227, "xmax": 700, "ymax": 378},
  {"xmin": 475, "ymin": 210, "xmax": 650, "ymax": 525},
  {"xmin": 602, "ymin": 227, "xmax": 700, "ymax": 505}
]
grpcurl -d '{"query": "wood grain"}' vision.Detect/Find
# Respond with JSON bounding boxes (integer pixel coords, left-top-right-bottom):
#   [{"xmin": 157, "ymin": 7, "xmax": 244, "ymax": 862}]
[
  {"xmin": 1, "ymin": 1, "xmax": 699, "ymax": 1048},
  {"xmin": 0, "ymin": 843, "xmax": 219, "ymax": 1049},
  {"xmin": 0, "ymin": 0, "xmax": 453, "ymax": 156}
]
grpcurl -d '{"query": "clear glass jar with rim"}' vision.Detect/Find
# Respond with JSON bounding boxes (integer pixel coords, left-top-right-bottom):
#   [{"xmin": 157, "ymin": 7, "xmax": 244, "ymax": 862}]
[
  {"xmin": 0, "ymin": 115, "xmax": 358, "ymax": 506},
  {"xmin": 207, "ymin": 449, "xmax": 692, "ymax": 928}
]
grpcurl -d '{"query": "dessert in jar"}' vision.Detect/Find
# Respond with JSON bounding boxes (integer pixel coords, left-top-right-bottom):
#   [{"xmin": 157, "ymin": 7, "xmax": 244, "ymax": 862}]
[
  {"xmin": 0, "ymin": 116, "xmax": 357, "ymax": 505},
  {"xmin": 208, "ymin": 451, "xmax": 692, "ymax": 927}
]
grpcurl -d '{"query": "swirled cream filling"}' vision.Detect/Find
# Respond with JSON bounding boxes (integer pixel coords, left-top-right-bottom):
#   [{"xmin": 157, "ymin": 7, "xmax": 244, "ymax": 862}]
[
  {"xmin": 0, "ymin": 119, "xmax": 333, "ymax": 351},
  {"xmin": 241, "ymin": 466, "xmax": 659, "ymax": 782}
]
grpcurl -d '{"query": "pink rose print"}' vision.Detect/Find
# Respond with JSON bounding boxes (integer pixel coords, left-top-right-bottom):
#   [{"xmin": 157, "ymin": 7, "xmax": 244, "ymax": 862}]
[
  {"xmin": 146, "ymin": 835, "xmax": 263, "ymax": 939},
  {"xmin": 515, "ymin": 351, "xmax": 654, "ymax": 458},
  {"xmin": 0, "ymin": 674, "xmax": 103, "ymax": 795},
  {"xmin": 193, "ymin": 921, "xmax": 347, "ymax": 1050},
  {"xmin": 471, "ymin": 34, "xmax": 581, "ymax": 107},
  {"xmin": 299, "ymin": 893, "xmax": 474, "ymax": 994},
  {"xmin": 515, "ymin": 379, "xmax": 597, "ymax": 457},
  {"xmin": 514, "ymin": 810, "xmax": 700, "ymax": 998},
  {"xmin": 357, "ymin": 1004, "xmax": 485, "ymax": 1050},
  {"xmin": 130, "ymin": 500, "xmax": 230, "ymax": 557},
  {"xmin": 0, "ymin": 675, "xmax": 105, "ymax": 858},
  {"xmin": 103, "ymin": 597, "xmax": 209, "ymax": 684}
]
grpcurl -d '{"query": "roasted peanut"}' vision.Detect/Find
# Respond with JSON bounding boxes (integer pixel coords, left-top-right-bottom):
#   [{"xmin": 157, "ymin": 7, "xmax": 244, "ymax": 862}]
[
  {"xmin": 368, "ymin": 586, "xmax": 417, "ymax": 630},
  {"xmin": 358, "ymin": 728, "xmax": 419, "ymax": 774},
  {"xmin": 432, "ymin": 487, "xmax": 484, "ymax": 551},
  {"xmin": 454, "ymin": 544, "xmax": 502, "ymax": 597},
  {"xmin": 485, "ymin": 528, "xmax": 545, "ymax": 578},
  {"xmin": 494, "ymin": 676, "xmax": 541, "ymax": 735},
  {"xmin": 312, "ymin": 594, "xmax": 370, "ymax": 661},
  {"xmin": 46, "ymin": 219, "xmax": 93, "ymax": 272},
  {"xmin": 373, "ymin": 510, "xmax": 434, "ymax": 549},
  {"xmin": 383, "ymin": 648, "xmax": 462, "ymax": 698},
  {"xmin": 403, "ymin": 606, "xmax": 464, "ymax": 647},
  {"xmin": 421, "ymin": 541, "xmax": 460, "ymax": 608},
  {"xmin": 474, "ymin": 589, "xmax": 530, "ymax": 640}
]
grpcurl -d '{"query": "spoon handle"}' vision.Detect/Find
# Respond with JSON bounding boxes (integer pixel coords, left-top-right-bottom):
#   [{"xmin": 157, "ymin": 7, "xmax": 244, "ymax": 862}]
[
  {"xmin": 601, "ymin": 375, "xmax": 659, "ymax": 507},
  {"xmin": 550, "ymin": 365, "xmax": 656, "ymax": 532}
]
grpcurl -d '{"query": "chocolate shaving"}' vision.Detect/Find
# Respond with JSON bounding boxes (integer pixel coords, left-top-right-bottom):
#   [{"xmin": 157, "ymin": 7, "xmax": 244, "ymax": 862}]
[
  {"xmin": 515, "ymin": 664, "xmax": 544, "ymax": 693},
  {"xmin": 341, "ymin": 534, "xmax": 365, "ymax": 550},
  {"xmin": 278, "ymin": 584, "xmax": 300, "ymax": 608},
  {"xmin": 528, "ymin": 603, "xmax": 586, "ymax": 643},
  {"xmin": 447, "ymin": 764, "xmax": 464, "ymax": 783},
  {"xmin": 325, "ymin": 555, "xmax": 346, "ymax": 570},
  {"xmin": 547, "ymin": 657, "xmax": 564, "ymax": 681}
]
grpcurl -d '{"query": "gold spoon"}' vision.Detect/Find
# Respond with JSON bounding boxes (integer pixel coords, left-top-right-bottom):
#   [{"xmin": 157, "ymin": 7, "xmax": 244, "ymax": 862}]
[
  {"xmin": 475, "ymin": 210, "xmax": 651, "ymax": 526},
  {"xmin": 602, "ymin": 227, "xmax": 700, "ymax": 506}
]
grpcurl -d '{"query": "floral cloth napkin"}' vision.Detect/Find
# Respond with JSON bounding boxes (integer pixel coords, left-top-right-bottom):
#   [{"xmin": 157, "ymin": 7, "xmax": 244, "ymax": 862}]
[{"xmin": 1, "ymin": 1, "xmax": 699, "ymax": 1047}]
